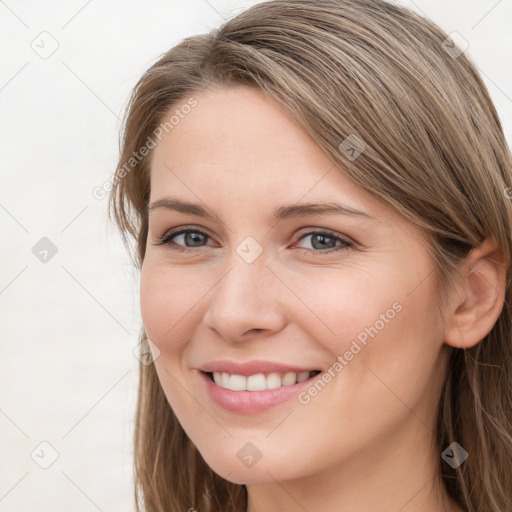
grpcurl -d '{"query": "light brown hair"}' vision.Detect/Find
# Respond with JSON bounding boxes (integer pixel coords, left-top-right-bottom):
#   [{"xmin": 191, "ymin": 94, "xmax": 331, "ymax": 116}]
[{"xmin": 109, "ymin": 1, "xmax": 512, "ymax": 510}]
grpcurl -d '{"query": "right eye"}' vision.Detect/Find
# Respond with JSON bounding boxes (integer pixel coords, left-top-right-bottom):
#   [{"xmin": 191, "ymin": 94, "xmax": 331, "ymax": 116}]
[{"xmin": 155, "ymin": 227, "xmax": 216, "ymax": 253}]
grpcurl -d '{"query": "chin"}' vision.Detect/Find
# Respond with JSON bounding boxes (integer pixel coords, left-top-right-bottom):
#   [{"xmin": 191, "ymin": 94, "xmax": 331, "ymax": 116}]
[{"xmin": 195, "ymin": 442, "xmax": 307, "ymax": 485}]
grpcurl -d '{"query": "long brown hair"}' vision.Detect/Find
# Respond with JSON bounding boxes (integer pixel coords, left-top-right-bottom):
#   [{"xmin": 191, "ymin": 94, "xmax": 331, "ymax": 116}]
[{"xmin": 108, "ymin": 1, "xmax": 512, "ymax": 510}]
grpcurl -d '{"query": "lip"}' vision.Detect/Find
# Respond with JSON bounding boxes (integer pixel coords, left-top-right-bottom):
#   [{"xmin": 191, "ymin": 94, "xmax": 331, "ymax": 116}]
[
  {"xmin": 200, "ymin": 359, "xmax": 320, "ymax": 376},
  {"xmin": 198, "ymin": 369, "xmax": 323, "ymax": 414}
]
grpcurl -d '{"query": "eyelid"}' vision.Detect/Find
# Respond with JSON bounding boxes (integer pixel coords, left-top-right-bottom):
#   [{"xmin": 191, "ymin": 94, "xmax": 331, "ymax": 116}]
[{"xmin": 292, "ymin": 227, "xmax": 351, "ymax": 243}]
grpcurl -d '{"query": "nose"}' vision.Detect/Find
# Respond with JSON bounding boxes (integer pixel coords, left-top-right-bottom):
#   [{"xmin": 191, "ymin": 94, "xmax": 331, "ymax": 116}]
[{"xmin": 202, "ymin": 256, "xmax": 287, "ymax": 342}]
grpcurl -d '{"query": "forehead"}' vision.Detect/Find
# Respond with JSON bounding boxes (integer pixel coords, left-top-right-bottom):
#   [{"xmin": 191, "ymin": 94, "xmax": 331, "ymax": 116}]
[
  {"xmin": 151, "ymin": 86, "xmax": 328, "ymax": 179},
  {"xmin": 148, "ymin": 86, "xmax": 392, "ymax": 224}
]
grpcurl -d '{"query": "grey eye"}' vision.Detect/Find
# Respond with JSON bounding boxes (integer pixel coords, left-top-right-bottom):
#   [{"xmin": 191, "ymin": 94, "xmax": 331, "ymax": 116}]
[{"xmin": 173, "ymin": 231, "xmax": 209, "ymax": 247}]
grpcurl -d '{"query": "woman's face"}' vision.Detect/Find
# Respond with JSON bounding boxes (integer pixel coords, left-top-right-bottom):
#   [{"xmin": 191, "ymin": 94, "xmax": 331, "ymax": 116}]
[{"xmin": 140, "ymin": 85, "xmax": 451, "ymax": 485}]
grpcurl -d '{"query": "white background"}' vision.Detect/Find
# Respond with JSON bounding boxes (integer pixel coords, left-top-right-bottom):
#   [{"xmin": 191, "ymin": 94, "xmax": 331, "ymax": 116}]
[{"xmin": 1, "ymin": 1, "xmax": 511, "ymax": 510}]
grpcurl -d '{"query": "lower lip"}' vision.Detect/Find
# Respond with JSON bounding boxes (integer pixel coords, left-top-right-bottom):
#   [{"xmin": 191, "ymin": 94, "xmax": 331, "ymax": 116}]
[{"xmin": 199, "ymin": 371, "xmax": 322, "ymax": 414}]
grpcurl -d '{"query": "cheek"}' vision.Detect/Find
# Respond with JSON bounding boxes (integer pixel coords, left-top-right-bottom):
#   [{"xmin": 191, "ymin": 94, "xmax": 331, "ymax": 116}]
[
  {"xmin": 139, "ymin": 264, "xmax": 200, "ymax": 414},
  {"xmin": 291, "ymin": 261, "xmax": 441, "ymax": 388},
  {"xmin": 139, "ymin": 263, "xmax": 199, "ymax": 351},
  {"xmin": 283, "ymin": 266, "xmax": 391, "ymax": 345},
  {"xmin": 327, "ymin": 275, "xmax": 442, "ymax": 419}
]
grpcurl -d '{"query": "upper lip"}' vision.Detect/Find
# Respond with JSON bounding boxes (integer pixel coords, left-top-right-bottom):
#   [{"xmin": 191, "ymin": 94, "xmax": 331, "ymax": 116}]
[{"xmin": 199, "ymin": 360, "xmax": 320, "ymax": 376}]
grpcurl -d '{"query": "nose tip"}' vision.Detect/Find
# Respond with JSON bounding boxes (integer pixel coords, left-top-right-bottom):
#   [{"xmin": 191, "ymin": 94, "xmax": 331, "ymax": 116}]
[{"xmin": 202, "ymin": 262, "xmax": 286, "ymax": 342}]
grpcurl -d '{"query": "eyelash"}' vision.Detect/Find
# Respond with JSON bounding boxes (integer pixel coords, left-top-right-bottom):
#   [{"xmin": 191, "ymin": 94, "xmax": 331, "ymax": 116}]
[{"xmin": 154, "ymin": 226, "xmax": 354, "ymax": 255}]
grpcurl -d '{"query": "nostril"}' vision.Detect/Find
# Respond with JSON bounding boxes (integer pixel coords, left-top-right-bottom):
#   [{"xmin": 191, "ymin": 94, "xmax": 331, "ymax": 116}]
[{"xmin": 245, "ymin": 328, "xmax": 263, "ymax": 336}]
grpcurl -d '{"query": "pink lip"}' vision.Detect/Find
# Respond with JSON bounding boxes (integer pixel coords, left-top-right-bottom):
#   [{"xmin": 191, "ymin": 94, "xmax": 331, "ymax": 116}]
[
  {"xmin": 198, "ymin": 369, "xmax": 323, "ymax": 414},
  {"xmin": 200, "ymin": 359, "xmax": 319, "ymax": 376}
]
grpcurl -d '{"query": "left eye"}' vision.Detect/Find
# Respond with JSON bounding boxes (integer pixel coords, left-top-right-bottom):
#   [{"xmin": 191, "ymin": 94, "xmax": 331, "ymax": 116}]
[{"xmin": 294, "ymin": 231, "xmax": 353, "ymax": 252}]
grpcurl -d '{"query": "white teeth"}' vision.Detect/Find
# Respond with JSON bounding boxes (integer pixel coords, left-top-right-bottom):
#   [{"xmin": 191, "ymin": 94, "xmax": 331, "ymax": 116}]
[
  {"xmin": 210, "ymin": 370, "xmax": 318, "ymax": 391},
  {"xmin": 221, "ymin": 372, "xmax": 230, "ymax": 388},
  {"xmin": 297, "ymin": 371, "xmax": 310, "ymax": 383},
  {"xmin": 247, "ymin": 373, "xmax": 267, "ymax": 391},
  {"xmin": 281, "ymin": 372, "xmax": 297, "ymax": 386},
  {"xmin": 266, "ymin": 372, "xmax": 282, "ymax": 389},
  {"xmin": 229, "ymin": 374, "xmax": 246, "ymax": 391}
]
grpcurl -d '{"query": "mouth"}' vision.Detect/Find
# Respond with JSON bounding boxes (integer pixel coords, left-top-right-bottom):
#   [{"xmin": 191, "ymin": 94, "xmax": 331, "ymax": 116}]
[
  {"xmin": 199, "ymin": 368, "xmax": 323, "ymax": 414},
  {"xmin": 197, "ymin": 359, "xmax": 325, "ymax": 413},
  {"xmin": 204, "ymin": 370, "xmax": 322, "ymax": 391}
]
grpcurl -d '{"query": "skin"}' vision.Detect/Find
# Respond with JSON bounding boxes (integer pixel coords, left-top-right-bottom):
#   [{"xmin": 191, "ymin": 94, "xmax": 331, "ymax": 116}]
[{"xmin": 140, "ymin": 85, "xmax": 505, "ymax": 512}]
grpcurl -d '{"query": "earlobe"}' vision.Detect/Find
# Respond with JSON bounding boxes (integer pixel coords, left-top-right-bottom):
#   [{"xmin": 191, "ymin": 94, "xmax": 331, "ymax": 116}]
[{"xmin": 444, "ymin": 237, "xmax": 506, "ymax": 349}]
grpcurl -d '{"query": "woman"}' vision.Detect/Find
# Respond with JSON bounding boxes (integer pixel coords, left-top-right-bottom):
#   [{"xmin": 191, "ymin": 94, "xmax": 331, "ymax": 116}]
[{"xmin": 109, "ymin": 0, "xmax": 512, "ymax": 510}]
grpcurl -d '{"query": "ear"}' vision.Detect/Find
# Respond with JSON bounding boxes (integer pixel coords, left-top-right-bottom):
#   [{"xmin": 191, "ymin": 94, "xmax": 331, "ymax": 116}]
[{"xmin": 444, "ymin": 237, "xmax": 507, "ymax": 349}]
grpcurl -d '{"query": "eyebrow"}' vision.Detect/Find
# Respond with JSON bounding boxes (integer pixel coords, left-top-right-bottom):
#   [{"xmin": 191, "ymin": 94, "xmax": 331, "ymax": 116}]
[{"xmin": 148, "ymin": 197, "xmax": 375, "ymax": 221}]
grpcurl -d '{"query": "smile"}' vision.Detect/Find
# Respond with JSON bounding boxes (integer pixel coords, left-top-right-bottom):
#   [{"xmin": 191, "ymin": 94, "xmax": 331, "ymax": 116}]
[
  {"xmin": 199, "ymin": 369, "xmax": 323, "ymax": 414},
  {"xmin": 208, "ymin": 370, "xmax": 321, "ymax": 391}
]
